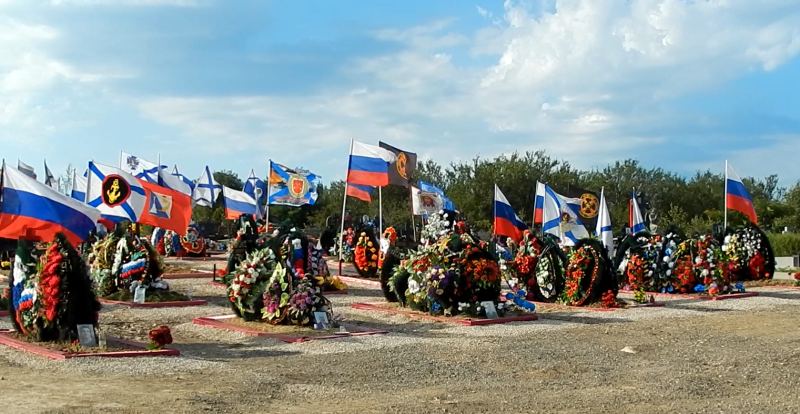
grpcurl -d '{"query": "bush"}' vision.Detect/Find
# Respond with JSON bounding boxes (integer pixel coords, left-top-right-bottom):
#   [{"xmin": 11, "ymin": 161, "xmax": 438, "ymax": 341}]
[{"xmin": 767, "ymin": 233, "xmax": 800, "ymax": 256}]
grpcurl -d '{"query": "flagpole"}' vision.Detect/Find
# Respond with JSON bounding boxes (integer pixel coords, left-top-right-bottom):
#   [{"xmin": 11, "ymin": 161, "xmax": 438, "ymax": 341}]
[
  {"xmin": 1, "ymin": 160, "xmax": 5, "ymax": 206},
  {"xmin": 265, "ymin": 161, "xmax": 271, "ymax": 230},
  {"xmin": 724, "ymin": 160, "xmax": 728, "ymax": 231},
  {"xmin": 85, "ymin": 161, "xmax": 92, "ymax": 206},
  {"xmin": 493, "ymin": 184, "xmax": 497, "ymax": 239},
  {"xmin": 630, "ymin": 187, "xmax": 635, "ymax": 235},
  {"xmin": 338, "ymin": 138, "xmax": 354, "ymax": 271},
  {"xmin": 378, "ymin": 186, "xmax": 383, "ymax": 237},
  {"xmin": 119, "ymin": 151, "xmax": 123, "ymax": 169}
]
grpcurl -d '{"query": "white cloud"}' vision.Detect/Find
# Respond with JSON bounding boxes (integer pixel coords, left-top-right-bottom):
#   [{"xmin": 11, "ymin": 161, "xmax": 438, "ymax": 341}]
[
  {"xmin": 2, "ymin": 0, "xmax": 800, "ymax": 182},
  {"xmin": 132, "ymin": 0, "xmax": 800, "ymax": 180},
  {"xmin": 0, "ymin": 17, "xmax": 128, "ymax": 147}
]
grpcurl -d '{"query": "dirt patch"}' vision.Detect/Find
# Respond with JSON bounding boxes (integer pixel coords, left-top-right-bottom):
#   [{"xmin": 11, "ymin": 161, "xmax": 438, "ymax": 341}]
[
  {"xmin": 5, "ymin": 332, "xmax": 133, "ymax": 353},
  {"xmin": 223, "ymin": 317, "xmax": 344, "ymax": 338},
  {"xmin": 370, "ymin": 301, "xmax": 533, "ymax": 320},
  {"xmin": 103, "ymin": 289, "xmax": 190, "ymax": 303},
  {"xmin": 745, "ymin": 278, "xmax": 798, "ymax": 287},
  {"xmin": 161, "ymin": 264, "xmax": 197, "ymax": 274}
]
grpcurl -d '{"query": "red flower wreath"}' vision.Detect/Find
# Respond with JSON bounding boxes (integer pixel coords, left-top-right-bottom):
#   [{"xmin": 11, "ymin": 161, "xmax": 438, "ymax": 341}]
[{"xmin": 39, "ymin": 243, "xmax": 63, "ymax": 323}]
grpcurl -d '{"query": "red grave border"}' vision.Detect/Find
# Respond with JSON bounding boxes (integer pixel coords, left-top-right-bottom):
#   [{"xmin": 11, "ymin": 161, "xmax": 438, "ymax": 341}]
[
  {"xmin": 350, "ymin": 302, "xmax": 539, "ymax": 326},
  {"xmin": 0, "ymin": 311, "xmax": 9, "ymax": 318},
  {"xmin": 693, "ymin": 292, "xmax": 759, "ymax": 301},
  {"xmin": 98, "ymin": 298, "xmax": 208, "ymax": 308},
  {"xmin": 193, "ymin": 315, "xmax": 388, "ymax": 343},
  {"xmin": 528, "ymin": 301, "xmax": 665, "ymax": 312},
  {"xmin": 0, "ymin": 330, "xmax": 179, "ymax": 360}
]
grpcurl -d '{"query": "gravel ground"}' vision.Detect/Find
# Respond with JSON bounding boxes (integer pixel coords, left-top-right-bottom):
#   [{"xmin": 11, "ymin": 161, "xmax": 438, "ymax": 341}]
[{"xmin": 2, "ymin": 268, "xmax": 800, "ymax": 413}]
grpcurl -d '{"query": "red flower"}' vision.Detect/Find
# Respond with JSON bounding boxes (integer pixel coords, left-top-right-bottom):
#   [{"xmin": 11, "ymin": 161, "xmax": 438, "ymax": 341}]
[{"xmin": 148, "ymin": 326, "xmax": 173, "ymax": 349}]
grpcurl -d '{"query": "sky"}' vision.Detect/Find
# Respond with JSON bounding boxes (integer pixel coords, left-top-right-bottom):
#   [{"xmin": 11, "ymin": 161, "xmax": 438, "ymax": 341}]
[{"xmin": 2, "ymin": 0, "xmax": 800, "ymax": 188}]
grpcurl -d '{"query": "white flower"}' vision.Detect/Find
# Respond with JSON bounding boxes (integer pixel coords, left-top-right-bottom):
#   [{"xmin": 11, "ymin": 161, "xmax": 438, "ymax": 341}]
[
  {"xmin": 666, "ymin": 270, "xmax": 672, "ymax": 276},
  {"xmin": 701, "ymin": 269, "xmax": 709, "ymax": 277},
  {"xmin": 408, "ymin": 280, "xmax": 420, "ymax": 294}
]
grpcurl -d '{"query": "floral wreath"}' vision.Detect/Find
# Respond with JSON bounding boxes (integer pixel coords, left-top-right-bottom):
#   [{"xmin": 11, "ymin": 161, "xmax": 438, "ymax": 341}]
[
  {"xmin": 723, "ymin": 225, "xmax": 774, "ymax": 281},
  {"xmin": 180, "ymin": 226, "xmax": 206, "ymax": 256},
  {"xmin": 12, "ymin": 234, "xmax": 99, "ymax": 341},
  {"xmin": 693, "ymin": 235, "xmax": 729, "ymax": 295},
  {"xmin": 378, "ymin": 227, "xmax": 398, "ymax": 269},
  {"xmin": 669, "ymin": 240, "xmax": 696, "ymax": 293},
  {"xmin": 622, "ymin": 235, "xmax": 662, "ymax": 293},
  {"xmin": 354, "ymin": 231, "xmax": 378, "ymax": 275},
  {"xmin": 228, "ymin": 247, "xmax": 277, "ymax": 319},
  {"xmin": 562, "ymin": 242, "xmax": 603, "ymax": 306}
]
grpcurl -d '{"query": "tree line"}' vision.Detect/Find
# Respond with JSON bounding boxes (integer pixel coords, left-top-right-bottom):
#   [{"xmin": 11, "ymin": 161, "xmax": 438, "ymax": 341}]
[{"xmin": 306, "ymin": 151, "xmax": 800, "ymax": 238}]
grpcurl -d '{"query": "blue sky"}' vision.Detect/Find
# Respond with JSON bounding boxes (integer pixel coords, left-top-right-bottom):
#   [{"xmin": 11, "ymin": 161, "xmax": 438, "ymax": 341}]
[{"xmin": 2, "ymin": 0, "xmax": 800, "ymax": 188}]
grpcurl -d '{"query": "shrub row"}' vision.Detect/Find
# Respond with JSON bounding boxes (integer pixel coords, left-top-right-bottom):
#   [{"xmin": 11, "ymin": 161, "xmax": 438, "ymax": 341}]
[{"xmin": 767, "ymin": 233, "xmax": 800, "ymax": 257}]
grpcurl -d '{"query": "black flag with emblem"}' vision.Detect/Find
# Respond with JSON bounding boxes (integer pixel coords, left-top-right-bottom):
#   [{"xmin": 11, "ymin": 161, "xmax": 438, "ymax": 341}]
[
  {"xmin": 567, "ymin": 184, "xmax": 600, "ymax": 233},
  {"xmin": 378, "ymin": 141, "xmax": 417, "ymax": 187}
]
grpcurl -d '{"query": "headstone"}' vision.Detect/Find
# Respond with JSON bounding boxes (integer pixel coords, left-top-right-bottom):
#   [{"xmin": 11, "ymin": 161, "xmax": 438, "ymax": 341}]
[
  {"xmin": 313, "ymin": 312, "xmax": 329, "ymax": 329},
  {"xmin": 77, "ymin": 324, "xmax": 98, "ymax": 347},
  {"xmin": 133, "ymin": 286, "xmax": 147, "ymax": 304},
  {"xmin": 481, "ymin": 301, "xmax": 498, "ymax": 319}
]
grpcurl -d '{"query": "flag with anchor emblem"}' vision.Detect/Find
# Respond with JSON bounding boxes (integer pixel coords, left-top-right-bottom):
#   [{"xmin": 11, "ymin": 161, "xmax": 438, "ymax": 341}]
[{"xmin": 87, "ymin": 161, "xmax": 147, "ymax": 226}]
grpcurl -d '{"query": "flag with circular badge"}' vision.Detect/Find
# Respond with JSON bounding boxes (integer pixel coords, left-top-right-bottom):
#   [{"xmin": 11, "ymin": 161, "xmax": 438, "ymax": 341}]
[
  {"xmin": 267, "ymin": 160, "xmax": 320, "ymax": 207},
  {"xmin": 566, "ymin": 184, "xmax": 600, "ymax": 233},
  {"xmin": 86, "ymin": 161, "xmax": 147, "ymax": 225},
  {"xmin": 378, "ymin": 141, "xmax": 416, "ymax": 187}
]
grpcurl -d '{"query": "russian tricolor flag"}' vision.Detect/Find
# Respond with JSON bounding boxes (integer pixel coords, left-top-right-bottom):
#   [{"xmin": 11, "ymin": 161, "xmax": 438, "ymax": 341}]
[
  {"xmin": 726, "ymin": 163, "xmax": 757, "ymax": 224},
  {"xmin": 533, "ymin": 181, "xmax": 546, "ymax": 224},
  {"xmin": 346, "ymin": 141, "xmax": 397, "ymax": 187},
  {"xmin": 494, "ymin": 185, "xmax": 527, "ymax": 242},
  {"xmin": 0, "ymin": 165, "xmax": 101, "ymax": 245},
  {"xmin": 346, "ymin": 183, "xmax": 373, "ymax": 202},
  {"xmin": 222, "ymin": 185, "xmax": 258, "ymax": 220}
]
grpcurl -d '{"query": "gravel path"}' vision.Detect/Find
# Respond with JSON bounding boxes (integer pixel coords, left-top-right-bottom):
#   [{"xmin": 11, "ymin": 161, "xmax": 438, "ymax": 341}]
[{"xmin": 2, "ymin": 278, "xmax": 800, "ymax": 413}]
